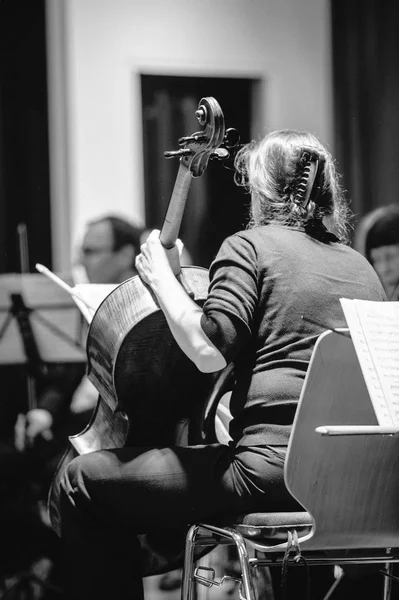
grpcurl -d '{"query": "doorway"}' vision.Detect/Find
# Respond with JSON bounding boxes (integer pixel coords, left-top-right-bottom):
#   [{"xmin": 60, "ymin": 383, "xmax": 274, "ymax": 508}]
[{"xmin": 140, "ymin": 75, "xmax": 259, "ymax": 267}]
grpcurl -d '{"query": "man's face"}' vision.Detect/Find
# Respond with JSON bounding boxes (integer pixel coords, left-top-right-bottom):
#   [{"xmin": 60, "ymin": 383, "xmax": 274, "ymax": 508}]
[
  {"xmin": 80, "ymin": 221, "xmax": 124, "ymax": 284},
  {"xmin": 370, "ymin": 244, "xmax": 399, "ymax": 299}
]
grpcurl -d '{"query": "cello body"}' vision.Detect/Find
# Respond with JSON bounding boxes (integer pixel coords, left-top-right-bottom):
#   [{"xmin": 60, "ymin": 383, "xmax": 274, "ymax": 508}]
[{"xmin": 86, "ymin": 267, "xmax": 217, "ymax": 447}]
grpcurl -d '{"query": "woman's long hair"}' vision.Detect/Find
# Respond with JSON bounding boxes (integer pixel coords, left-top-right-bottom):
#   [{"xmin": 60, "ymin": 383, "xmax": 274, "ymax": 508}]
[{"xmin": 234, "ymin": 129, "xmax": 351, "ymax": 243}]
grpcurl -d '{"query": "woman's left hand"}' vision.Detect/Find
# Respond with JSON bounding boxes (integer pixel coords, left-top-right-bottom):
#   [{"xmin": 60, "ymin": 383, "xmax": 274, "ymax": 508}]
[{"xmin": 135, "ymin": 229, "xmax": 184, "ymax": 286}]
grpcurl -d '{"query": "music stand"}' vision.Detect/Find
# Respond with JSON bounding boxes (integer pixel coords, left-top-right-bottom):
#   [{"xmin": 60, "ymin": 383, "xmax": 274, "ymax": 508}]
[{"xmin": 0, "ymin": 272, "xmax": 86, "ymax": 367}]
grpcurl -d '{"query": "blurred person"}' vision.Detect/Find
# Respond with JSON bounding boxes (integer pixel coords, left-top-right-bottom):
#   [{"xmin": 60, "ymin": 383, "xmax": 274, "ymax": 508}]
[
  {"xmin": 56, "ymin": 129, "xmax": 385, "ymax": 600},
  {"xmin": 354, "ymin": 203, "xmax": 399, "ymax": 300},
  {"xmin": 79, "ymin": 214, "xmax": 144, "ymax": 285}
]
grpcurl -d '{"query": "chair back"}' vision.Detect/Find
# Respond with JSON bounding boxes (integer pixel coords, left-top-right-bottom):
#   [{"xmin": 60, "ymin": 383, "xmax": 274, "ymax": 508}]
[{"xmin": 285, "ymin": 330, "xmax": 399, "ymax": 551}]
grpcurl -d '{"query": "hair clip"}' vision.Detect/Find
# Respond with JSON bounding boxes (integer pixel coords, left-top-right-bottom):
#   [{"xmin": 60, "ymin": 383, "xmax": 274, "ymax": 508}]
[{"xmin": 295, "ymin": 150, "xmax": 319, "ymax": 207}]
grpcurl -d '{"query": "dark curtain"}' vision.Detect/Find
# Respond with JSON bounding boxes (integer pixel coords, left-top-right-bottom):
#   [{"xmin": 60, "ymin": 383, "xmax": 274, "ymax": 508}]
[
  {"xmin": 0, "ymin": 86, "xmax": 5, "ymax": 274},
  {"xmin": 0, "ymin": 0, "xmax": 51, "ymax": 273},
  {"xmin": 0, "ymin": 0, "xmax": 51, "ymax": 463},
  {"xmin": 331, "ymin": 0, "xmax": 399, "ymax": 229}
]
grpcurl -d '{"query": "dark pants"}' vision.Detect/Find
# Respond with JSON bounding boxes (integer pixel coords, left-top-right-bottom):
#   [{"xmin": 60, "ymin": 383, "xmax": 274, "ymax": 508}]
[{"xmin": 60, "ymin": 443, "xmax": 299, "ymax": 600}]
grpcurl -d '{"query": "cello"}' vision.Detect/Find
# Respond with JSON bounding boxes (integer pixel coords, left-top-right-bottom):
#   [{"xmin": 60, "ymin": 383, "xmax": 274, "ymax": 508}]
[{"xmin": 48, "ymin": 97, "xmax": 237, "ymax": 574}]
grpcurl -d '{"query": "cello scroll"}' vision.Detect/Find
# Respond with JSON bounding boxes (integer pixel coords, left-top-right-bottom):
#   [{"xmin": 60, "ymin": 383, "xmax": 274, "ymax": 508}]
[{"xmin": 163, "ymin": 96, "xmax": 225, "ymax": 177}]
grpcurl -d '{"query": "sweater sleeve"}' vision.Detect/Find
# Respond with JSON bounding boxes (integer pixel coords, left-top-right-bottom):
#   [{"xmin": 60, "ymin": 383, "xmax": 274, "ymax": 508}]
[{"xmin": 200, "ymin": 234, "xmax": 258, "ymax": 362}]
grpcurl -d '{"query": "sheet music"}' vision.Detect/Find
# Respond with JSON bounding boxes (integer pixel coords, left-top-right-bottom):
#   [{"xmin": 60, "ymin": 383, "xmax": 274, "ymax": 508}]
[
  {"xmin": 340, "ymin": 298, "xmax": 399, "ymax": 426},
  {"xmin": 35, "ymin": 264, "xmax": 118, "ymax": 324}
]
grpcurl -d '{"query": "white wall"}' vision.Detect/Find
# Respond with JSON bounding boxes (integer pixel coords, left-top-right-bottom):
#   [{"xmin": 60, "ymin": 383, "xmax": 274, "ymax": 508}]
[{"xmin": 46, "ymin": 0, "xmax": 332, "ymax": 271}]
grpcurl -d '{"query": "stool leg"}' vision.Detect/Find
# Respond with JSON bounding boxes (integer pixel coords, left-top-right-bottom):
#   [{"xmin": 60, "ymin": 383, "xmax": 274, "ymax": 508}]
[
  {"xmin": 382, "ymin": 563, "xmax": 393, "ymax": 600},
  {"xmin": 181, "ymin": 525, "xmax": 199, "ymax": 600},
  {"xmin": 322, "ymin": 566, "xmax": 345, "ymax": 600},
  {"xmin": 224, "ymin": 528, "xmax": 256, "ymax": 600},
  {"xmin": 181, "ymin": 524, "xmax": 257, "ymax": 600}
]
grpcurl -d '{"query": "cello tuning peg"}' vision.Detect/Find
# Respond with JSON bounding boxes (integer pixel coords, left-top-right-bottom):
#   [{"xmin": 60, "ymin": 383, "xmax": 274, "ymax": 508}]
[
  {"xmin": 223, "ymin": 128, "xmax": 241, "ymax": 149},
  {"xmin": 178, "ymin": 135, "xmax": 207, "ymax": 146},
  {"xmin": 210, "ymin": 148, "xmax": 230, "ymax": 161},
  {"xmin": 164, "ymin": 148, "xmax": 193, "ymax": 159}
]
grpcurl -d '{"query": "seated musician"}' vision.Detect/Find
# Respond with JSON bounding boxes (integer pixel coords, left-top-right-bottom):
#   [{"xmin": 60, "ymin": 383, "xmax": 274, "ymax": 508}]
[
  {"xmin": 354, "ymin": 203, "xmax": 399, "ymax": 301},
  {"xmin": 58, "ymin": 130, "xmax": 386, "ymax": 600}
]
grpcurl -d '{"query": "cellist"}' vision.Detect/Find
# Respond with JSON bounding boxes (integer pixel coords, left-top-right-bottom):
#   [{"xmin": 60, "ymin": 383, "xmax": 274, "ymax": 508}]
[{"xmin": 58, "ymin": 129, "xmax": 386, "ymax": 600}]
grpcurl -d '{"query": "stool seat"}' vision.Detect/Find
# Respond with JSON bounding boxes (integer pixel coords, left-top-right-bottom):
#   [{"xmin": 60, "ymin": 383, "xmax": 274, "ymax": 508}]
[
  {"xmin": 235, "ymin": 511, "xmax": 313, "ymax": 544},
  {"xmin": 199, "ymin": 511, "xmax": 314, "ymax": 546}
]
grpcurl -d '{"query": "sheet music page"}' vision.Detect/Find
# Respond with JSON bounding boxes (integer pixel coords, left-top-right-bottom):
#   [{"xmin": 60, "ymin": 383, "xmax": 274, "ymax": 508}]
[
  {"xmin": 72, "ymin": 284, "xmax": 119, "ymax": 323},
  {"xmin": 354, "ymin": 300, "xmax": 399, "ymax": 425},
  {"xmin": 340, "ymin": 298, "xmax": 394, "ymax": 425},
  {"xmin": 34, "ymin": 264, "xmax": 119, "ymax": 325}
]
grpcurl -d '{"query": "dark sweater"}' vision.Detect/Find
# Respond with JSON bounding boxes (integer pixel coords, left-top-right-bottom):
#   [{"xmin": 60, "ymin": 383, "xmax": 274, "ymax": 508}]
[{"xmin": 201, "ymin": 223, "xmax": 386, "ymax": 446}]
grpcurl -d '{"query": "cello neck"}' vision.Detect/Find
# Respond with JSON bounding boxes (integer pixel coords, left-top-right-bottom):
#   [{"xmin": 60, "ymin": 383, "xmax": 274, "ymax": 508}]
[
  {"xmin": 158, "ymin": 96, "xmax": 228, "ymax": 274},
  {"xmin": 159, "ymin": 162, "xmax": 192, "ymax": 256}
]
